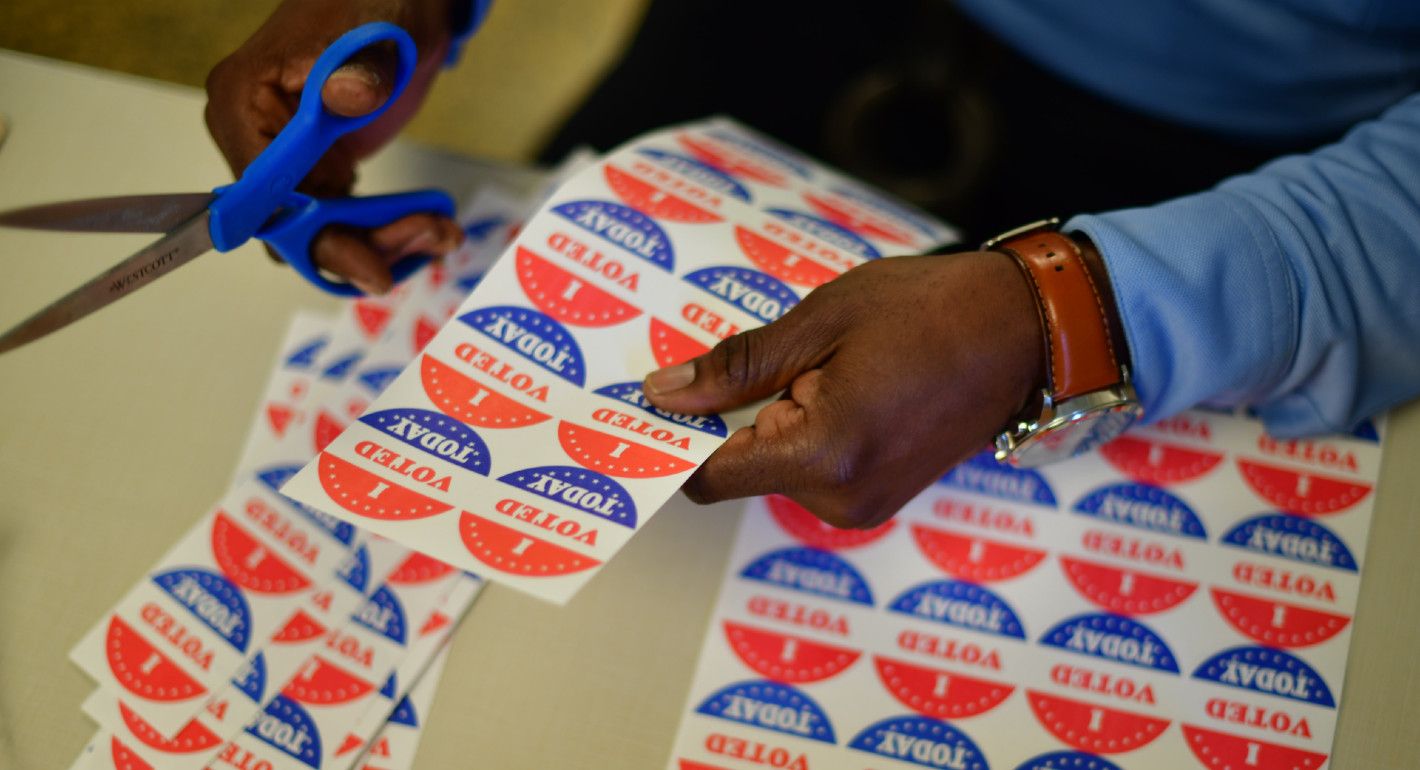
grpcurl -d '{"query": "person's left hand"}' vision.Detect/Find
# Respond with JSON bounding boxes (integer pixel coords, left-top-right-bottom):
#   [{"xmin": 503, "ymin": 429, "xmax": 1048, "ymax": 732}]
[{"xmin": 642, "ymin": 251, "xmax": 1045, "ymax": 529}]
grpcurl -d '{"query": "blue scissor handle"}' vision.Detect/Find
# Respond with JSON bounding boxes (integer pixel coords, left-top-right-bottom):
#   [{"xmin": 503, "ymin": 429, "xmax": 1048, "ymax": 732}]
[
  {"xmin": 208, "ymin": 22, "xmax": 418, "ymax": 254},
  {"xmin": 259, "ymin": 188, "xmax": 456, "ymax": 296}
]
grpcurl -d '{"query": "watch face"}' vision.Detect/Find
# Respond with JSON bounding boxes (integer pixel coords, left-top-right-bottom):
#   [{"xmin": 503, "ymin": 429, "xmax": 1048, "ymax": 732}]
[{"xmin": 1003, "ymin": 403, "xmax": 1141, "ymax": 468}]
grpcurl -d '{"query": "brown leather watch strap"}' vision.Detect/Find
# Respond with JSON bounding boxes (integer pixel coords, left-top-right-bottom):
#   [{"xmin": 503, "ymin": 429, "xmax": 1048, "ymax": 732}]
[{"xmin": 997, "ymin": 230, "xmax": 1121, "ymax": 401}]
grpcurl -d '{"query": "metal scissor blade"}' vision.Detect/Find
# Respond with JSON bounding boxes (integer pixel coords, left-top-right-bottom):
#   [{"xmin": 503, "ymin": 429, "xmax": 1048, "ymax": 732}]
[
  {"xmin": 0, "ymin": 192, "xmax": 214, "ymax": 234},
  {"xmin": 0, "ymin": 211, "xmax": 214, "ymax": 355}
]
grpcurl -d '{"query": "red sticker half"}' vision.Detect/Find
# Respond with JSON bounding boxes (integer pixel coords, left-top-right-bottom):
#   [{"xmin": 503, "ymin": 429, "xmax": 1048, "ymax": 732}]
[
  {"xmin": 1027, "ymin": 690, "xmax": 1169, "ymax": 754},
  {"xmin": 284, "ymin": 656, "xmax": 376, "ymax": 705},
  {"xmin": 734, "ymin": 225, "xmax": 841, "ymax": 288},
  {"xmin": 458, "ymin": 511, "xmax": 601, "ymax": 576},
  {"xmin": 1237, "ymin": 459, "xmax": 1372, "ymax": 515},
  {"xmin": 110, "ymin": 736, "xmax": 156, "ymax": 770},
  {"xmin": 272, "ymin": 609, "xmax": 326, "ymax": 643},
  {"xmin": 911, "ymin": 524, "xmax": 1045, "ymax": 583},
  {"xmin": 650, "ymin": 318, "xmax": 710, "ymax": 368},
  {"xmin": 558, "ymin": 420, "xmax": 695, "ymax": 478},
  {"xmin": 803, "ymin": 191, "xmax": 916, "ymax": 247},
  {"xmin": 420, "ymin": 354, "xmax": 551, "ymax": 429},
  {"xmin": 119, "ymin": 701, "xmax": 220, "ymax": 754},
  {"xmin": 604, "ymin": 164, "xmax": 722, "ymax": 223},
  {"xmin": 1182, "ymin": 724, "xmax": 1328, "ymax": 770},
  {"xmin": 678, "ymin": 133, "xmax": 790, "ymax": 187},
  {"xmin": 767, "ymin": 495, "xmax": 895, "ymax": 550},
  {"xmin": 313, "ymin": 410, "xmax": 346, "ymax": 453},
  {"xmin": 211, "ymin": 510, "xmax": 311, "ymax": 595},
  {"xmin": 1100, "ymin": 435, "xmax": 1223, "ymax": 486},
  {"xmin": 1061, "ymin": 556, "xmax": 1198, "ymax": 615},
  {"xmin": 106, "ymin": 616, "xmax": 207, "ymax": 703},
  {"xmin": 317, "ymin": 451, "xmax": 453, "ymax": 521},
  {"xmin": 1210, "ymin": 588, "xmax": 1350, "ymax": 648},
  {"xmin": 387, "ymin": 551, "xmax": 456, "ymax": 584},
  {"xmin": 1181, "ymin": 727, "xmax": 1323, "ymax": 767},
  {"xmin": 875, "ymin": 655, "xmax": 1014, "ymax": 720},
  {"xmin": 724, "ymin": 621, "xmax": 860, "ymax": 684},
  {"xmin": 515, "ymin": 245, "xmax": 642, "ymax": 327}
]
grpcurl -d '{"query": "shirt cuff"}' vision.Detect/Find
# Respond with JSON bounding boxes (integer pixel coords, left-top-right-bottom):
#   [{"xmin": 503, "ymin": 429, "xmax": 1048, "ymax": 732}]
[{"xmin": 1065, "ymin": 191, "xmax": 1298, "ymax": 428}]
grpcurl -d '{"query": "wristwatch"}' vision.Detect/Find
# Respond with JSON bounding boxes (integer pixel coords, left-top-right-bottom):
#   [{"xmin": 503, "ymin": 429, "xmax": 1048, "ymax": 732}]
[{"xmin": 984, "ymin": 218, "xmax": 1142, "ymax": 467}]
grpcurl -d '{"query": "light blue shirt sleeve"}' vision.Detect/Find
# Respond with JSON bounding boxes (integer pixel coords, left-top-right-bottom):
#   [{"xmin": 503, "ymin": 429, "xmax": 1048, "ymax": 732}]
[{"xmin": 1068, "ymin": 92, "xmax": 1420, "ymax": 437}]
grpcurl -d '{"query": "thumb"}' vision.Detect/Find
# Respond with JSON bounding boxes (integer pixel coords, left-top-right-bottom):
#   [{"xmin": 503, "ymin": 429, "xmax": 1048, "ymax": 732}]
[
  {"xmin": 643, "ymin": 311, "xmax": 836, "ymax": 415},
  {"xmin": 319, "ymin": 43, "xmax": 399, "ymax": 118}
]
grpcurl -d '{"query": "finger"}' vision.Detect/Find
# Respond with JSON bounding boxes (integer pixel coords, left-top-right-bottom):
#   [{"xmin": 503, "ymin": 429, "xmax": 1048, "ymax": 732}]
[
  {"xmin": 311, "ymin": 225, "xmax": 394, "ymax": 295},
  {"xmin": 319, "ymin": 42, "xmax": 400, "ymax": 118},
  {"xmin": 681, "ymin": 369, "xmax": 828, "ymax": 502},
  {"xmin": 642, "ymin": 302, "xmax": 841, "ymax": 415},
  {"xmin": 368, "ymin": 214, "xmax": 465, "ymax": 261},
  {"xmin": 683, "ymin": 400, "xmax": 812, "ymax": 504}
]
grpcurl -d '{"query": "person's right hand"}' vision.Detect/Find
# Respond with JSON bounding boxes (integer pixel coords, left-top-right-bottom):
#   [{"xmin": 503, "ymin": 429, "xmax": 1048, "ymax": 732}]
[{"xmin": 205, "ymin": 0, "xmax": 465, "ymax": 295}]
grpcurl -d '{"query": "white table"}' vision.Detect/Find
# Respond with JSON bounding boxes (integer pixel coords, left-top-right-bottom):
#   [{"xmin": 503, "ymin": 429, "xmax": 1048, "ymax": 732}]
[{"xmin": 1, "ymin": 50, "xmax": 1417, "ymax": 770}]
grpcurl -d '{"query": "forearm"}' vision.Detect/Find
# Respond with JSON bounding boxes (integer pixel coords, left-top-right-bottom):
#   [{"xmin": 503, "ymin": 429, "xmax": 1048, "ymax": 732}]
[{"xmin": 1068, "ymin": 92, "xmax": 1420, "ymax": 436}]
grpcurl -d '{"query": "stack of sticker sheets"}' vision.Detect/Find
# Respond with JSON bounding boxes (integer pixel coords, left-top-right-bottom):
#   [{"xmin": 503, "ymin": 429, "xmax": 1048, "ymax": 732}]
[
  {"xmin": 66, "ymin": 180, "xmax": 546, "ymax": 770},
  {"xmin": 666, "ymin": 410, "xmax": 1384, "ymax": 770},
  {"xmin": 67, "ymin": 116, "xmax": 1386, "ymax": 770},
  {"xmin": 276, "ymin": 118, "xmax": 957, "ymax": 603}
]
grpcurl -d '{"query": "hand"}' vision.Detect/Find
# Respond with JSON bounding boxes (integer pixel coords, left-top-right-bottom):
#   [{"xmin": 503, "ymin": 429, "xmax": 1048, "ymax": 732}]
[
  {"xmin": 642, "ymin": 251, "xmax": 1045, "ymax": 529},
  {"xmin": 205, "ymin": 0, "xmax": 464, "ymax": 294}
]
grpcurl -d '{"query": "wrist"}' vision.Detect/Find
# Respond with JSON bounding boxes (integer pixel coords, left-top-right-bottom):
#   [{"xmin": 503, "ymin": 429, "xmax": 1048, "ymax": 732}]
[{"xmin": 982, "ymin": 219, "xmax": 1142, "ymax": 466}]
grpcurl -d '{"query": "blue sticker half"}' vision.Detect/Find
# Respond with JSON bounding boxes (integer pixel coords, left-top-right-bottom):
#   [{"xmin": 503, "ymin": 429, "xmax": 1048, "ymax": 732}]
[
  {"xmin": 768, "ymin": 208, "xmax": 881, "ymax": 260},
  {"xmin": 456, "ymin": 271, "xmax": 486, "ymax": 295},
  {"xmin": 1220, "ymin": 514, "xmax": 1357, "ymax": 572},
  {"xmin": 1072, "ymin": 483, "xmax": 1207, "ymax": 540},
  {"xmin": 246, "ymin": 695, "xmax": 322, "ymax": 769},
  {"xmin": 592, "ymin": 381, "xmax": 727, "ymax": 437},
  {"xmin": 889, "ymin": 580, "xmax": 1025, "ymax": 640},
  {"xmin": 284, "ymin": 335, "xmax": 327, "ymax": 368},
  {"xmin": 255, "ymin": 465, "xmax": 356, "ymax": 547},
  {"xmin": 1014, "ymin": 751, "xmax": 1123, "ymax": 770},
  {"xmin": 848, "ymin": 715, "xmax": 989, "ymax": 770},
  {"xmin": 354, "ymin": 585, "xmax": 407, "ymax": 645},
  {"xmin": 359, "ymin": 408, "xmax": 492, "ymax": 475},
  {"xmin": 321, "ymin": 351, "xmax": 362, "ymax": 381},
  {"xmin": 637, "ymin": 148, "xmax": 752, "ymax": 202},
  {"xmin": 552, "ymin": 200, "xmax": 675, "ymax": 271},
  {"xmin": 463, "ymin": 215, "xmax": 507, "ymax": 242},
  {"xmin": 938, "ymin": 451, "xmax": 1057, "ymax": 508},
  {"xmin": 379, "ymin": 673, "xmax": 397, "ymax": 699},
  {"xmin": 497, "ymin": 465, "xmax": 637, "ymax": 528},
  {"xmin": 338, "ymin": 545, "xmax": 370, "ymax": 594},
  {"xmin": 1193, "ymin": 646, "xmax": 1335, "ymax": 708},
  {"xmin": 1039, "ymin": 613, "xmax": 1179, "ymax": 674},
  {"xmin": 695, "ymin": 680, "xmax": 835, "ymax": 744},
  {"xmin": 231, "ymin": 652, "xmax": 267, "ymax": 704},
  {"xmin": 741, "ymin": 547, "xmax": 874, "ymax": 606},
  {"xmin": 356, "ymin": 366, "xmax": 402, "ymax": 396},
  {"xmin": 458, "ymin": 306, "xmax": 586, "ymax": 387},
  {"xmin": 682, "ymin": 266, "xmax": 799, "ymax": 325},
  {"xmin": 389, "ymin": 695, "xmax": 419, "ymax": 727},
  {"xmin": 153, "ymin": 568, "xmax": 251, "ymax": 653}
]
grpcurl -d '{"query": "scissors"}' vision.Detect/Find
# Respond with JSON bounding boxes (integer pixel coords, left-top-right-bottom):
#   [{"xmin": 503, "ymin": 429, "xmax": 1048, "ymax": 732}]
[{"xmin": 0, "ymin": 23, "xmax": 454, "ymax": 355}]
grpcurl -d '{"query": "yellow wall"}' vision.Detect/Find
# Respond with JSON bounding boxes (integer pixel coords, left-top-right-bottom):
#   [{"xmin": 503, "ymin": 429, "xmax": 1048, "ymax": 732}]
[{"xmin": 0, "ymin": 0, "xmax": 650, "ymax": 162}]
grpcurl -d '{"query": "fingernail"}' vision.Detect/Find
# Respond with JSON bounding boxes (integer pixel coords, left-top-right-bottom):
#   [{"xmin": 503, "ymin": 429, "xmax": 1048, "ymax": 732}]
[
  {"xmin": 645, "ymin": 362, "xmax": 695, "ymax": 395},
  {"xmin": 332, "ymin": 63, "xmax": 380, "ymax": 88}
]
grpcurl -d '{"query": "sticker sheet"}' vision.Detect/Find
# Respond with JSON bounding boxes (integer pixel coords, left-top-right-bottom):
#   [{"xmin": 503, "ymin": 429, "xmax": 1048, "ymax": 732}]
[
  {"xmin": 666, "ymin": 410, "xmax": 1385, "ymax": 770},
  {"xmin": 280, "ymin": 118, "xmax": 957, "ymax": 603}
]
